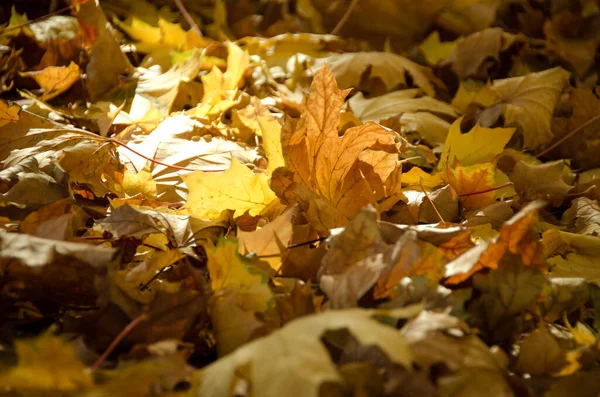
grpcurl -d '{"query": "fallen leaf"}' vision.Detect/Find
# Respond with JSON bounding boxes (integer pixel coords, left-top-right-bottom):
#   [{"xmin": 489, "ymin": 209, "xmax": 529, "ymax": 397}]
[
  {"xmin": 238, "ymin": 207, "xmax": 295, "ymax": 271},
  {"xmin": 205, "ymin": 238, "xmax": 274, "ymax": 355},
  {"xmin": 487, "ymin": 67, "xmax": 570, "ymax": 149},
  {"xmin": 315, "ymin": 52, "xmax": 437, "ymax": 96},
  {"xmin": 445, "ymin": 201, "xmax": 546, "ymax": 284},
  {"xmin": 511, "ymin": 160, "xmax": 575, "ymax": 206},
  {"xmin": 183, "ymin": 159, "xmax": 276, "ymax": 220},
  {"xmin": 193, "ymin": 308, "xmax": 415, "ymax": 397},
  {"xmin": 348, "ymin": 90, "xmax": 458, "ymax": 122},
  {"xmin": 0, "ymin": 98, "xmax": 20, "ymax": 127},
  {"xmin": 440, "ymin": 117, "xmax": 514, "ymax": 169},
  {"xmin": 0, "ymin": 332, "xmax": 92, "ymax": 392},
  {"xmin": 443, "ymin": 162, "xmax": 497, "ymax": 210},
  {"xmin": 20, "ymin": 61, "xmax": 81, "ymax": 100},
  {"xmin": 277, "ymin": 64, "xmax": 403, "ymax": 233}
]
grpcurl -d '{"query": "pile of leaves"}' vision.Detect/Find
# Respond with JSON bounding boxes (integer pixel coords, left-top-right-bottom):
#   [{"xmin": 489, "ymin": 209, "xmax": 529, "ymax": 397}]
[{"xmin": 1, "ymin": 0, "xmax": 600, "ymax": 395}]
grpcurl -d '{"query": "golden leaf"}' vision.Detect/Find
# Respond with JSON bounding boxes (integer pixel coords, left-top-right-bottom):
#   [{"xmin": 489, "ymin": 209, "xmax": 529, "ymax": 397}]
[
  {"xmin": 0, "ymin": 99, "xmax": 20, "ymax": 127},
  {"xmin": 278, "ymin": 64, "xmax": 403, "ymax": 233},
  {"xmin": 183, "ymin": 159, "xmax": 276, "ymax": 219}
]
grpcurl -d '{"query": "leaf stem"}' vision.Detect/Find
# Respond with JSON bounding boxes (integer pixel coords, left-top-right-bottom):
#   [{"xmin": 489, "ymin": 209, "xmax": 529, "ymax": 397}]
[
  {"xmin": 536, "ymin": 113, "xmax": 600, "ymax": 158},
  {"xmin": 90, "ymin": 313, "xmax": 146, "ymax": 372},
  {"xmin": 173, "ymin": 0, "xmax": 203, "ymax": 37},
  {"xmin": 458, "ymin": 181, "xmax": 513, "ymax": 197},
  {"xmin": 330, "ymin": 0, "xmax": 359, "ymax": 35}
]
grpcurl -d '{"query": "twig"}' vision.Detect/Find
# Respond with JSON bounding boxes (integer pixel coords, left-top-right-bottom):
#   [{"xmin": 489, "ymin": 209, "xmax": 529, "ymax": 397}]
[
  {"xmin": 106, "ymin": 138, "xmax": 226, "ymax": 172},
  {"xmin": 139, "ymin": 266, "xmax": 172, "ymax": 291},
  {"xmin": 536, "ymin": 113, "xmax": 600, "ymax": 158},
  {"xmin": 458, "ymin": 181, "xmax": 514, "ymax": 197},
  {"xmin": 90, "ymin": 313, "xmax": 146, "ymax": 372},
  {"xmin": 173, "ymin": 0, "xmax": 203, "ymax": 37},
  {"xmin": 420, "ymin": 177, "xmax": 444, "ymax": 223},
  {"xmin": 330, "ymin": 0, "xmax": 359, "ymax": 35}
]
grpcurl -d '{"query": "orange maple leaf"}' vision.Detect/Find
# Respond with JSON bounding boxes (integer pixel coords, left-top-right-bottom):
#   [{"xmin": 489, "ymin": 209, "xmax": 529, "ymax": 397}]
[{"xmin": 274, "ymin": 64, "xmax": 404, "ymax": 233}]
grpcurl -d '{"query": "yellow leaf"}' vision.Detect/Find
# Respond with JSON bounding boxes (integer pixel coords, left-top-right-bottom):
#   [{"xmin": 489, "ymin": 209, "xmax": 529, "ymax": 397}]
[
  {"xmin": 116, "ymin": 249, "xmax": 185, "ymax": 304},
  {"xmin": 440, "ymin": 117, "xmax": 514, "ymax": 168},
  {"xmin": 401, "ymin": 167, "xmax": 443, "ymax": 188},
  {"xmin": 444, "ymin": 162, "xmax": 497, "ymax": 210},
  {"xmin": 122, "ymin": 166, "xmax": 157, "ymax": 199},
  {"xmin": 20, "ymin": 62, "xmax": 80, "ymax": 101},
  {"xmin": 183, "ymin": 159, "xmax": 276, "ymax": 219},
  {"xmin": 0, "ymin": 99, "xmax": 20, "ymax": 127},
  {"xmin": 223, "ymin": 41, "xmax": 249, "ymax": 91},
  {"xmin": 419, "ymin": 31, "xmax": 460, "ymax": 64},
  {"xmin": 233, "ymin": 100, "xmax": 285, "ymax": 174},
  {"xmin": 206, "ymin": 238, "xmax": 274, "ymax": 355},
  {"xmin": 188, "ymin": 42, "xmax": 249, "ymax": 118},
  {"xmin": 0, "ymin": 332, "xmax": 92, "ymax": 392}
]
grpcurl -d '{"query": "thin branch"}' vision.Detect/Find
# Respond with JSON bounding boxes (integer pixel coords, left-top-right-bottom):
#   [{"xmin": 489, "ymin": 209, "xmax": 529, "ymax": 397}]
[
  {"xmin": 330, "ymin": 0, "xmax": 359, "ymax": 35},
  {"xmin": 458, "ymin": 182, "xmax": 514, "ymax": 197},
  {"xmin": 90, "ymin": 313, "xmax": 146, "ymax": 372},
  {"xmin": 536, "ymin": 113, "xmax": 600, "ymax": 158},
  {"xmin": 420, "ymin": 177, "xmax": 444, "ymax": 223},
  {"xmin": 173, "ymin": 0, "xmax": 203, "ymax": 37}
]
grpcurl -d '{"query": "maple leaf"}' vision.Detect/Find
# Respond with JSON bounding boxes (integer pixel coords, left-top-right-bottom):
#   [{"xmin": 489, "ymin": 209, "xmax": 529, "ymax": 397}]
[
  {"xmin": 0, "ymin": 99, "xmax": 20, "ymax": 127},
  {"xmin": 348, "ymin": 89, "xmax": 458, "ymax": 123},
  {"xmin": 485, "ymin": 67, "xmax": 570, "ymax": 149},
  {"xmin": 511, "ymin": 160, "xmax": 575, "ymax": 206},
  {"xmin": 545, "ymin": 88, "xmax": 600, "ymax": 170},
  {"xmin": 276, "ymin": 64, "xmax": 404, "ymax": 233},
  {"xmin": 193, "ymin": 308, "xmax": 416, "ymax": 397},
  {"xmin": 0, "ymin": 332, "xmax": 92, "ymax": 392},
  {"xmin": 315, "ymin": 52, "xmax": 436, "ymax": 96},
  {"xmin": 205, "ymin": 238, "xmax": 274, "ymax": 355},
  {"xmin": 238, "ymin": 207, "xmax": 294, "ymax": 271},
  {"xmin": 443, "ymin": 162, "xmax": 497, "ymax": 210},
  {"xmin": 445, "ymin": 201, "xmax": 547, "ymax": 284},
  {"xmin": 439, "ymin": 117, "xmax": 514, "ymax": 168},
  {"xmin": 20, "ymin": 61, "xmax": 81, "ymax": 101},
  {"xmin": 182, "ymin": 159, "xmax": 276, "ymax": 220}
]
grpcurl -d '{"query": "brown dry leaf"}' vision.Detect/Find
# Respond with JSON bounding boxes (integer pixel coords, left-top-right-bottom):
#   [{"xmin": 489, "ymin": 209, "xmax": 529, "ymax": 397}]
[
  {"xmin": 445, "ymin": 200, "xmax": 546, "ymax": 284},
  {"xmin": 487, "ymin": 67, "xmax": 571, "ymax": 150},
  {"xmin": 442, "ymin": 27, "xmax": 517, "ymax": 80},
  {"xmin": 0, "ymin": 229, "xmax": 117, "ymax": 306},
  {"xmin": 546, "ymin": 88, "xmax": 600, "ymax": 170},
  {"xmin": 315, "ymin": 52, "xmax": 437, "ymax": 96},
  {"xmin": 0, "ymin": 157, "xmax": 70, "ymax": 212},
  {"xmin": 562, "ymin": 197, "xmax": 600, "ymax": 236},
  {"xmin": 277, "ymin": 64, "xmax": 403, "ymax": 233},
  {"xmin": 348, "ymin": 90, "xmax": 458, "ymax": 122},
  {"xmin": 516, "ymin": 327, "xmax": 567, "ymax": 376},
  {"xmin": 374, "ymin": 231, "xmax": 447, "ymax": 300},
  {"xmin": 73, "ymin": 0, "xmax": 132, "ymax": 100},
  {"xmin": 544, "ymin": 11, "xmax": 600, "ymax": 76},
  {"xmin": 318, "ymin": 206, "xmax": 388, "ymax": 308},
  {"xmin": 511, "ymin": 160, "xmax": 575, "ymax": 206}
]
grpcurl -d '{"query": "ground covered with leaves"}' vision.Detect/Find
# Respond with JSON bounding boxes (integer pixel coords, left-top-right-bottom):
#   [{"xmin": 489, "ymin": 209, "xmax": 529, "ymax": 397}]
[{"xmin": 1, "ymin": 0, "xmax": 600, "ymax": 396}]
